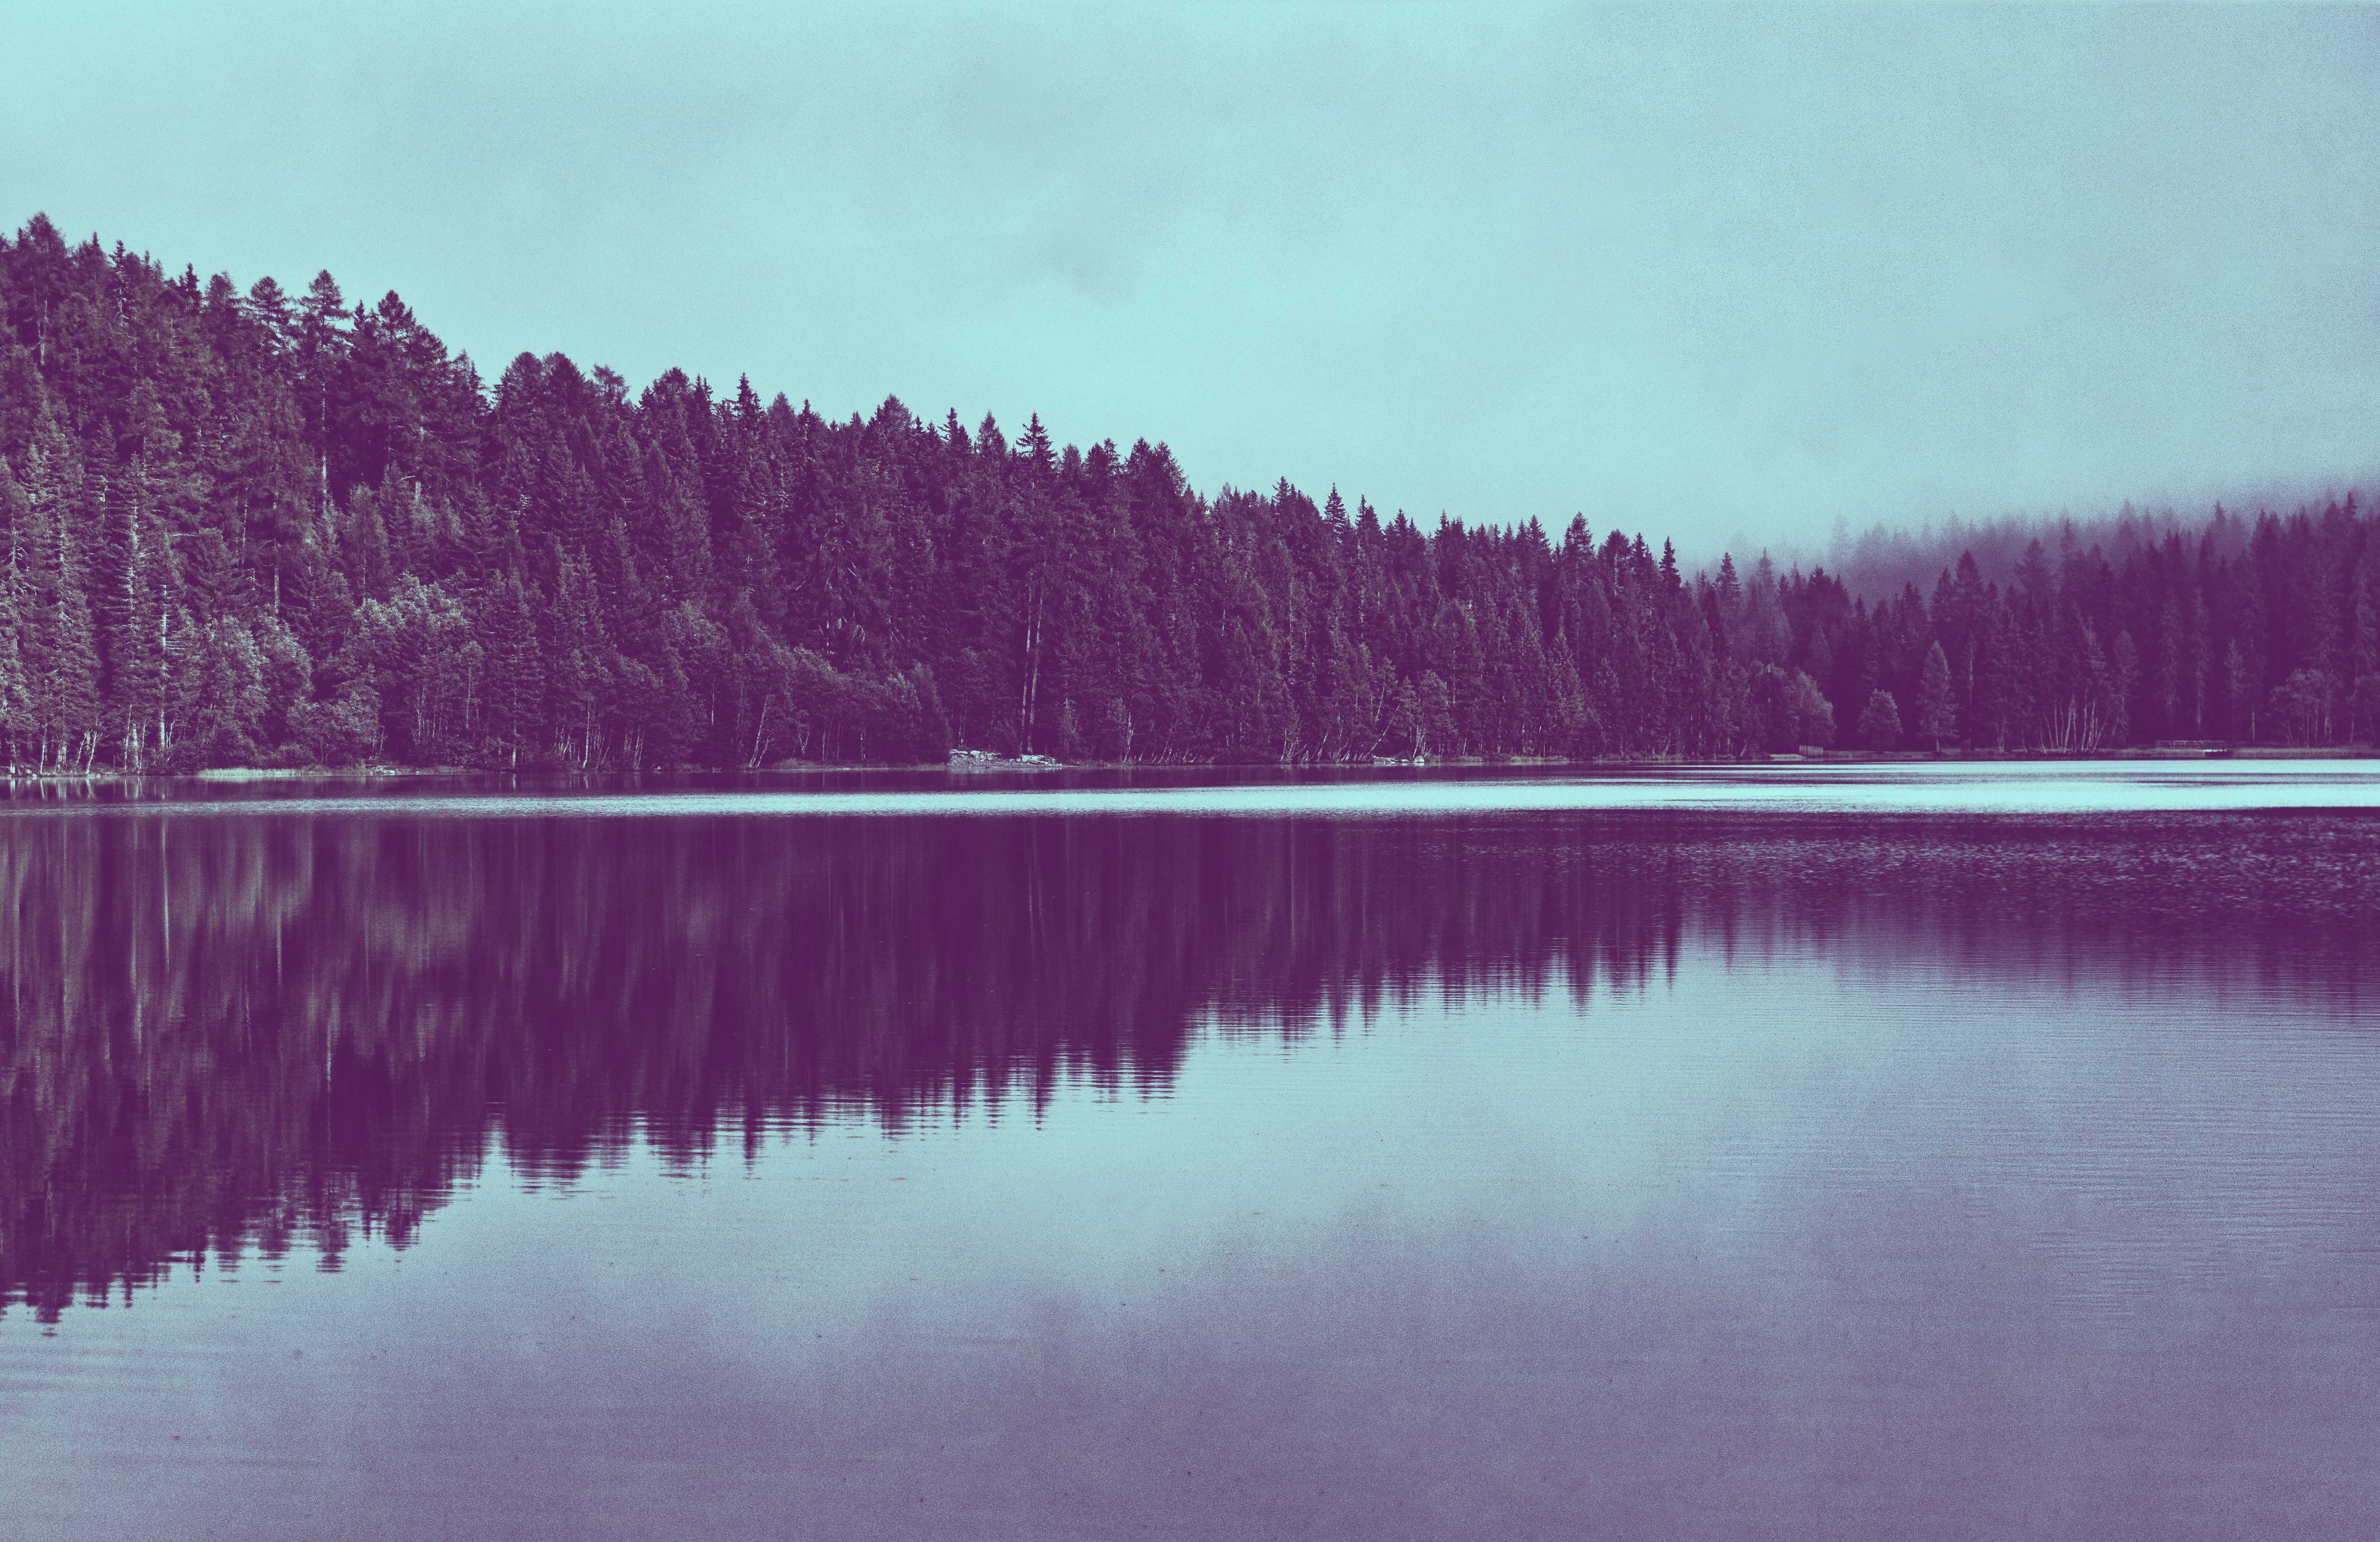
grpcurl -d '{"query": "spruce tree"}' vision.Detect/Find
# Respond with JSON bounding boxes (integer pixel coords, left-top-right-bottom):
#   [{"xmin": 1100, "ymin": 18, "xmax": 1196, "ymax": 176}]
[
  {"xmin": 17, "ymin": 412, "xmax": 100, "ymax": 768},
  {"xmin": 1914, "ymin": 641, "xmax": 1957, "ymax": 751}
]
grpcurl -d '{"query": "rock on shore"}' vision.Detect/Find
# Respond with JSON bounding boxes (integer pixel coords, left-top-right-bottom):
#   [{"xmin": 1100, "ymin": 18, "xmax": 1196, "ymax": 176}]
[{"xmin": 948, "ymin": 750, "xmax": 1063, "ymax": 773}]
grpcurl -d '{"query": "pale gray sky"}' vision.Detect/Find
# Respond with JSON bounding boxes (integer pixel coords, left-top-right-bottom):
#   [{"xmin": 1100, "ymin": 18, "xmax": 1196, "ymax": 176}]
[{"xmin": 5, "ymin": 3, "xmax": 2375, "ymax": 554}]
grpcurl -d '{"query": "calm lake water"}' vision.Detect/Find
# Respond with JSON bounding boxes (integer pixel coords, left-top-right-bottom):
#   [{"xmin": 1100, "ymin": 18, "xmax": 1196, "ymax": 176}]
[{"xmin": 3, "ymin": 763, "xmax": 2378, "ymax": 1539}]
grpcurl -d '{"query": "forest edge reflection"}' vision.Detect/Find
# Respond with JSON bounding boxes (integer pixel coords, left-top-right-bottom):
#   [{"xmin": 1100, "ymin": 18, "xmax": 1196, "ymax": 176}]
[{"xmin": 3, "ymin": 804, "xmax": 2377, "ymax": 1322}]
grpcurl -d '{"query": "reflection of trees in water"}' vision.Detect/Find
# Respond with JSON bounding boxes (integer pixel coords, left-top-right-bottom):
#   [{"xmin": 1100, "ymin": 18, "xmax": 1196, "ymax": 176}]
[{"xmin": 2, "ymin": 810, "xmax": 2375, "ymax": 1320}]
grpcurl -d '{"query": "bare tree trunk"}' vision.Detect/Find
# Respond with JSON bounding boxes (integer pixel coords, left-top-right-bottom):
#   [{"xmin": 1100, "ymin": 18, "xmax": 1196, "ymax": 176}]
[{"xmin": 749, "ymin": 699, "xmax": 772, "ymax": 769}]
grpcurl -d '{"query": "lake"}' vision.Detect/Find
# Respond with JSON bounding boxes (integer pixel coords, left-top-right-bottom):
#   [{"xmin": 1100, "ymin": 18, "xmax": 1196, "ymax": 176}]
[{"xmin": 3, "ymin": 763, "xmax": 2377, "ymax": 1539}]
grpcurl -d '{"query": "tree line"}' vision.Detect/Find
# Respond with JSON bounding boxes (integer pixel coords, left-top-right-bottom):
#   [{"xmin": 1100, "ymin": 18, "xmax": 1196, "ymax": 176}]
[{"xmin": 2, "ymin": 213, "xmax": 2375, "ymax": 771}]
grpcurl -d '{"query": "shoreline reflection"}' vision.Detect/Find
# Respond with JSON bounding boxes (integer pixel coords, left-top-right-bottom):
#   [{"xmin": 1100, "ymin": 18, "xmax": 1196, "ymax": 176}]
[{"xmin": 2, "ymin": 809, "xmax": 2375, "ymax": 1321}]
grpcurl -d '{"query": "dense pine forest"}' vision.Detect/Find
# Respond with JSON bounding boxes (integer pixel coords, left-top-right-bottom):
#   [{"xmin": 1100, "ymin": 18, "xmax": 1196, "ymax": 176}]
[{"xmin": 0, "ymin": 213, "xmax": 2374, "ymax": 773}]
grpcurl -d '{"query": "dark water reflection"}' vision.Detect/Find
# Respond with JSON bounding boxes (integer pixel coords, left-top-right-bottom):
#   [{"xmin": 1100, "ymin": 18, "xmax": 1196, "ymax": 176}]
[{"xmin": 2, "ymin": 795, "xmax": 2378, "ymax": 1538}]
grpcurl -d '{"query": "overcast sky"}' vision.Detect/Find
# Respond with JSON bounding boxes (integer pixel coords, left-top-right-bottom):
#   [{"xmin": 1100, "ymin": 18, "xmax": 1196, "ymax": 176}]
[{"xmin": 5, "ymin": 3, "xmax": 2375, "ymax": 556}]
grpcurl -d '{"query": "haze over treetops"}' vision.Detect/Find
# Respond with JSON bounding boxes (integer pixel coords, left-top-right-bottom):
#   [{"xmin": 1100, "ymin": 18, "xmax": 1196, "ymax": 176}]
[{"xmin": 0, "ymin": 215, "xmax": 2373, "ymax": 772}]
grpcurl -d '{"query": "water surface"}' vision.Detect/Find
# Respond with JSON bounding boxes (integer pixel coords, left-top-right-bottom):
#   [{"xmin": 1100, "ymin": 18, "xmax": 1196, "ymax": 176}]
[{"xmin": 3, "ymin": 766, "xmax": 2377, "ymax": 1539}]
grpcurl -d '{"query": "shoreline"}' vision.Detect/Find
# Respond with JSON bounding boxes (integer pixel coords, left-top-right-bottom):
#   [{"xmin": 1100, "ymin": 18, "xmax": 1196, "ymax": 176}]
[{"xmin": 0, "ymin": 745, "xmax": 2374, "ymax": 786}]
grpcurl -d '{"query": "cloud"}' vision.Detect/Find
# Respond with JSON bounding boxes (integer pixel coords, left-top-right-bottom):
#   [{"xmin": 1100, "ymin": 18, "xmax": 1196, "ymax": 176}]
[{"xmin": 6, "ymin": 2, "xmax": 2376, "ymax": 552}]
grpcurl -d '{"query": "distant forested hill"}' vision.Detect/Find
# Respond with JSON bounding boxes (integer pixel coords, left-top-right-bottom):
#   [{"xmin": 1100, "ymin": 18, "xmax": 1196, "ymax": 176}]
[{"xmin": 0, "ymin": 214, "xmax": 2374, "ymax": 770}]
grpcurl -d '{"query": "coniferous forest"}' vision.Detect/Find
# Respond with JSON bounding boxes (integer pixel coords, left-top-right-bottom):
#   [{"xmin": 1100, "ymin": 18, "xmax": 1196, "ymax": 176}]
[{"xmin": 1, "ymin": 213, "xmax": 2375, "ymax": 774}]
